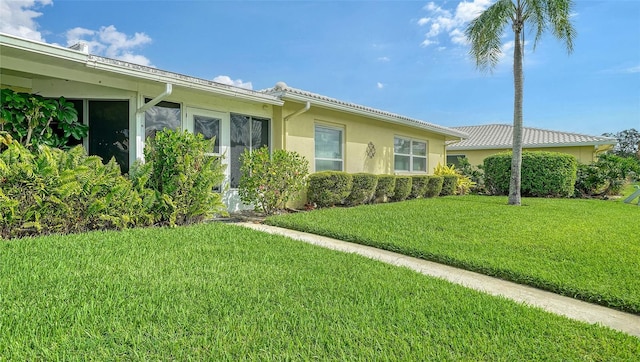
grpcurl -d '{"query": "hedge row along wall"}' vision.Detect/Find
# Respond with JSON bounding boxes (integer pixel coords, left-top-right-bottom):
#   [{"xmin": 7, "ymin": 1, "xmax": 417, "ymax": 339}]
[{"xmin": 307, "ymin": 172, "xmax": 448, "ymax": 208}]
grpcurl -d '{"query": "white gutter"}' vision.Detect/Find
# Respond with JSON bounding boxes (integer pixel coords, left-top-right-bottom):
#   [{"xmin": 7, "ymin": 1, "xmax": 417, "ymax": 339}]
[
  {"xmin": 284, "ymin": 101, "xmax": 310, "ymax": 122},
  {"xmin": 137, "ymin": 83, "xmax": 172, "ymax": 114},
  {"xmin": 278, "ymin": 91, "xmax": 467, "ymax": 140}
]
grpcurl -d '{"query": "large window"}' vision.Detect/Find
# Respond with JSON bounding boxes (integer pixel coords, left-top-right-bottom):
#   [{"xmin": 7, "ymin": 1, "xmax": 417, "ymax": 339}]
[
  {"xmin": 230, "ymin": 113, "xmax": 270, "ymax": 188},
  {"xmin": 144, "ymin": 99, "xmax": 181, "ymax": 139},
  {"xmin": 394, "ymin": 136, "xmax": 427, "ymax": 172},
  {"xmin": 315, "ymin": 125, "xmax": 343, "ymax": 171}
]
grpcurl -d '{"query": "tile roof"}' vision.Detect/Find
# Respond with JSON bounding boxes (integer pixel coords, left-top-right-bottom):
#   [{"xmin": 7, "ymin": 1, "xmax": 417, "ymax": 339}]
[
  {"xmin": 261, "ymin": 82, "xmax": 468, "ymax": 139},
  {"xmin": 447, "ymin": 124, "xmax": 616, "ymax": 150}
]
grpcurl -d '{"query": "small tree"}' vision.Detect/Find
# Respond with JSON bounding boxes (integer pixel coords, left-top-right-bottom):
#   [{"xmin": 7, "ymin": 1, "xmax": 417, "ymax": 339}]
[
  {"xmin": 0, "ymin": 88, "xmax": 87, "ymax": 151},
  {"xmin": 239, "ymin": 147, "xmax": 309, "ymax": 215},
  {"xmin": 603, "ymin": 128, "xmax": 640, "ymax": 160}
]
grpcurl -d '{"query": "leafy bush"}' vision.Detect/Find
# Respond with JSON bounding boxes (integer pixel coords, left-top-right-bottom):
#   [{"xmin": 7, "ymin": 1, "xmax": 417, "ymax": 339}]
[
  {"xmin": 346, "ymin": 173, "xmax": 378, "ymax": 206},
  {"xmin": 374, "ymin": 175, "xmax": 396, "ymax": 203},
  {"xmin": 574, "ymin": 154, "xmax": 640, "ymax": 197},
  {"xmin": 440, "ymin": 175, "xmax": 458, "ymax": 196},
  {"xmin": 0, "ymin": 133, "xmax": 152, "ymax": 239},
  {"xmin": 0, "ymin": 88, "xmax": 87, "ymax": 151},
  {"xmin": 391, "ymin": 176, "xmax": 412, "ymax": 202},
  {"xmin": 425, "ymin": 176, "xmax": 444, "ymax": 198},
  {"xmin": 132, "ymin": 129, "xmax": 227, "ymax": 225},
  {"xmin": 410, "ymin": 175, "xmax": 429, "ymax": 199},
  {"xmin": 484, "ymin": 151, "xmax": 578, "ymax": 197},
  {"xmin": 435, "ymin": 162, "xmax": 476, "ymax": 195},
  {"xmin": 457, "ymin": 157, "xmax": 484, "ymax": 194},
  {"xmin": 238, "ymin": 147, "xmax": 309, "ymax": 215},
  {"xmin": 307, "ymin": 171, "xmax": 353, "ymax": 208}
]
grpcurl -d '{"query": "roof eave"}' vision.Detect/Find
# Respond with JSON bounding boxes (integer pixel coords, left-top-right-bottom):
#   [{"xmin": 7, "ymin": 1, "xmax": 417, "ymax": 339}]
[
  {"xmin": 447, "ymin": 140, "xmax": 617, "ymax": 150},
  {"xmin": 86, "ymin": 56, "xmax": 283, "ymax": 105},
  {"xmin": 277, "ymin": 91, "xmax": 467, "ymax": 139}
]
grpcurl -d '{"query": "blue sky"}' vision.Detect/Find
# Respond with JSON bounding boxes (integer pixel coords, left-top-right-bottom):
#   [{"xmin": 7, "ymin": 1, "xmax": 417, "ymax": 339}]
[{"xmin": 2, "ymin": 0, "xmax": 638, "ymax": 136}]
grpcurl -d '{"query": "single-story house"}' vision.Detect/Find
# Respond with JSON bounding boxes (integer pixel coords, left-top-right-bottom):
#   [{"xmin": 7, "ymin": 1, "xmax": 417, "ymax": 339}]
[
  {"xmin": 446, "ymin": 124, "xmax": 616, "ymax": 167},
  {"xmin": 0, "ymin": 33, "xmax": 467, "ymax": 210}
]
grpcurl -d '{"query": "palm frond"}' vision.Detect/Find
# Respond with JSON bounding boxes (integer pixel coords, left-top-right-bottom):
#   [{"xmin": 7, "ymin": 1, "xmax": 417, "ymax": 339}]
[{"xmin": 465, "ymin": 0, "xmax": 514, "ymax": 72}]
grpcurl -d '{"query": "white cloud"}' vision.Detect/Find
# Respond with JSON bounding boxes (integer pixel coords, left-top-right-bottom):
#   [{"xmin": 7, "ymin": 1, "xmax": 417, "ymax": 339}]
[
  {"xmin": 377, "ymin": 56, "xmax": 390, "ymax": 62},
  {"xmin": 0, "ymin": 0, "xmax": 52, "ymax": 42},
  {"xmin": 421, "ymin": 38, "xmax": 438, "ymax": 47},
  {"xmin": 213, "ymin": 75, "xmax": 253, "ymax": 90},
  {"xmin": 623, "ymin": 65, "xmax": 640, "ymax": 73},
  {"xmin": 377, "ymin": 82, "xmax": 384, "ymax": 89},
  {"xmin": 417, "ymin": 17, "xmax": 431, "ymax": 26},
  {"xmin": 66, "ymin": 25, "xmax": 153, "ymax": 66},
  {"xmin": 449, "ymin": 29, "xmax": 468, "ymax": 45},
  {"xmin": 417, "ymin": 0, "xmax": 494, "ymax": 47}
]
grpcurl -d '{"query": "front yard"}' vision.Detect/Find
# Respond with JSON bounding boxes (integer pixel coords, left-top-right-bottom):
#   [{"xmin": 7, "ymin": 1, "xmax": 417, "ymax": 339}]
[
  {"xmin": 1, "ymin": 223, "xmax": 638, "ymax": 359},
  {"xmin": 267, "ymin": 196, "xmax": 640, "ymax": 313}
]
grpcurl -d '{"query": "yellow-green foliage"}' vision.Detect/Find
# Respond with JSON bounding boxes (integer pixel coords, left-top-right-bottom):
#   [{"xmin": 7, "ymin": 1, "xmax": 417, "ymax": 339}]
[
  {"xmin": 434, "ymin": 162, "xmax": 475, "ymax": 195},
  {"xmin": 0, "ymin": 136, "xmax": 153, "ymax": 239}
]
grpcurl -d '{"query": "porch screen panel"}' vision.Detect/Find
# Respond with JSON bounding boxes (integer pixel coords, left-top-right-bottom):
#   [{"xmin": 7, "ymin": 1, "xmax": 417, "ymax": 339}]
[
  {"xmin": 88, "ymin": 100, "xmax": 130, "ymax": 172},
  {"xmin": 230, "ymin": 113, "xmax": 270, "ymax": 188},
  {"xmin": 194, "ymin": 115, "xmax": 221, "ymax": 153},
  {"xmin": 144, "ymin": 99, "xmax": 181, "ymax": 139}
]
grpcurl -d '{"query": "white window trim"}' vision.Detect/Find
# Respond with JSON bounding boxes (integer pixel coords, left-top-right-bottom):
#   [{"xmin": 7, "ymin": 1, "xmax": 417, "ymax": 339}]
[
  {"xmin": 314, "ymin": 124, "xmax": 344, "ymax": 172},
  {"xmin": 394, "ymin": 136, "xmax": 428, "ymax": 173}
]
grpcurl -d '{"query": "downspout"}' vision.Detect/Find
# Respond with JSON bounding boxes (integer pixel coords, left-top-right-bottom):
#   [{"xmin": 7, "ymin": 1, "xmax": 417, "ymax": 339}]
[
  {"xmin": 282, "ymin": 101, "xmax": 310, "ymax": 150},
  {"xmin": 135, "ymin": 83, "xmax": 173, "ymax": 162},
  {"xmin": 137, "ymin": 83, "xmax": 173, "ymax": 114}
]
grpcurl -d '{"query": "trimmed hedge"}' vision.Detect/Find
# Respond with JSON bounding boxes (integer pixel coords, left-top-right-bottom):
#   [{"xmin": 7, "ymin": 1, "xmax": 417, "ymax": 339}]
[
  {"xmin": 425, "ymin": 176, "xmax": 444, "ymax": 198},
  {"xmin": 484, "ymin": 151, "xmax": 578, "ymax": 197},
  {"xmin": 374, "ymin": 175, "xmax": 396, "ymax": 202},
  {"xmin": 346, "ymin": 173, "xmax": 378, "ymax": 206},
  {"xmin": 440, "ymin": 175, "xmax": 458, "ymax": 196},
  {"xmin": 308, "ymin": 171, "xmax": 353, "ymax": 207},
  {"xmin": 410, "ymin": 175, "xmax": 429, "ymax": 198},
  {"xmin": 391, "ymin": 176, "xmax": 412, "ymax": 202}
]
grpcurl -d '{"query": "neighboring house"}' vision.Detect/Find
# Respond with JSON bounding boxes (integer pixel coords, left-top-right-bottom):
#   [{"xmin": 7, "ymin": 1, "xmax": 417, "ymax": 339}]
[
  {"xmin": 446, "ymin": 124, "xmax": 615, "ymax": 167},
  {"xmin": 0, "ymin": 33, "xmax": 466, "ymax": 210}
]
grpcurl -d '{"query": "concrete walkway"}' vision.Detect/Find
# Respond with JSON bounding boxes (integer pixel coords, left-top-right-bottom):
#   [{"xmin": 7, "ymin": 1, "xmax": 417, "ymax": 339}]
[{"xmin": 239, "ymin": 222, "xmax": 640, "ymax": 338}]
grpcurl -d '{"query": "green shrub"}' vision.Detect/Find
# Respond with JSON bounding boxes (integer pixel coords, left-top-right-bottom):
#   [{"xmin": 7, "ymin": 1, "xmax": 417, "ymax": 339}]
[
  {"xmin": 410, "ymin": 175, "xmax": 429, "ymax": 198},
  {"xmin": 574, "ymin": 154, "xmax": 640, "ymax": 197},
  {"xmin": 346, "ymin": 173, "xmax": 378, "ymax": 206},
  {"xmin": 391, "ymin": 176, "xmax": 412, "ymax": 202},
  {"xmin": 132, "ymin": 129, "xmax": 227, "ymax": 226},
  {"xmin": 440, "ymin": 175, "xmax": 458, "ymax": 196},
  {"xmin": 484, "ymin": 151, "xmax": 578, "ymax": 197},
  {"xmin": 374, "ymin": 175, "xmax": 396, "ymax": 202},
  {"xmin": 0, "ymin": 88, "xmax": 87, "ymax": 151},
  {"xmin": 457, "ymin": 157, "xmax": 484, "ymax": 194},
  {"xmin": 307, "ymin": 171, "xmax": 353, "ymax": 208},
  {"xmin": 238, "ymin": 147, "xmax": 309, "ymax": 215},
  {"xmin": 425, "ymin": 176, "xmax": 444, "ymax": 198},
  {"xmin": 0, "ymin": 133, "xmax": 152, "ymax": 239}
]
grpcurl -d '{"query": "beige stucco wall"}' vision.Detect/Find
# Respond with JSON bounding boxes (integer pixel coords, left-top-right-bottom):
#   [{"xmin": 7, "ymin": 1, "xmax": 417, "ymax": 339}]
[
  {"xmin": 449, "ymin": 145, "xmax": 602, "ymax": 167},
  {"xmin": 279, "ymin": 101, "xmax": 448, "ymax": 176}
]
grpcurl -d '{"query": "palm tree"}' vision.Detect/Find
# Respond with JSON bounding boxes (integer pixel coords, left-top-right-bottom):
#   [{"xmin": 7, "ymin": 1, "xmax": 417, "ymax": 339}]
[{"xmin": 465, "ymin": 0, "xmax": 575, "ymax": 205}]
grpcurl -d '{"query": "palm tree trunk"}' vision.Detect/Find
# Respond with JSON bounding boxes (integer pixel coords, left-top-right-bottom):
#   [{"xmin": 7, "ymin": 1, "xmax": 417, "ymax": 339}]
[{"xmin": 508, "ymin": 7, "xmax": 524, "ymax": 206}]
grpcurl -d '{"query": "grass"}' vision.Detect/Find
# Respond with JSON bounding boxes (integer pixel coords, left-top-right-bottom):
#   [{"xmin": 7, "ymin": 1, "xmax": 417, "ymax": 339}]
[
  {"xmin": 267, "ymin": 196, "xmax": 640, "ymax": 314},
  {"xmin": 1, "ymin": 223, "xmax": 638, "ymax": 359}
]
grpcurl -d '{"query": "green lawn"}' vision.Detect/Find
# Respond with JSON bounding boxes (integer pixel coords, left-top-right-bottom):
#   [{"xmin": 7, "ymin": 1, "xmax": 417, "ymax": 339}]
[
  {"xmin": 267, "ymin": 196, "xmax": 640, "ymax": 313},
  {"xmin": 1, "ymin": 223, "xmax": 638, "ymax": 359}
]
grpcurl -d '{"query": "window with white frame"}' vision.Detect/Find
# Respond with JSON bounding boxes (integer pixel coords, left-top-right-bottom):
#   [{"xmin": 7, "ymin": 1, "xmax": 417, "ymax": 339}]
[
  {"xmin": 394, "ymin": 136, "xmax": 427, "ymax": 172},
  {"xmin": 315, "ymin": 125, "xmax": 343, "ymax": 171}
]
